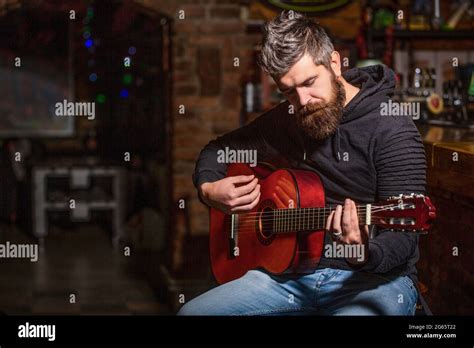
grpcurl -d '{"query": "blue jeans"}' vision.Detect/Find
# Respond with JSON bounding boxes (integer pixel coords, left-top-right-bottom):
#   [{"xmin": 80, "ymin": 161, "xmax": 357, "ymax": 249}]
[{"xmin": 177, "ymin": 268, "xmax": 418, "ymax": 316}]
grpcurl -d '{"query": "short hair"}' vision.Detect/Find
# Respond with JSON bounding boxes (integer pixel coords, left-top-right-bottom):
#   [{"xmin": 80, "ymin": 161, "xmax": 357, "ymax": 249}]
[{"xmin": 259, "ymin": 11, "xmax": 334, "ymax": 77}]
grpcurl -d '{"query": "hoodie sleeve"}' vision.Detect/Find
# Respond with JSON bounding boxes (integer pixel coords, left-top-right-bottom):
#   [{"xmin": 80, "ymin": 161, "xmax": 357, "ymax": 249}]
[
  {"xmin": 362, "ymin": 116, "xmax": 427, "ymax": 273},
  {"xmin": 192, "ymin": 104, "xmax": 287, "ymax": 191}
]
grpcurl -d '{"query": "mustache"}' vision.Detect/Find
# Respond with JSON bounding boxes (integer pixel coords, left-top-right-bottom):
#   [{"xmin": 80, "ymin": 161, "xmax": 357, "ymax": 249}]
[{"xmin": 299, "ymin": 102, "xmax": 328, "ymax": 117}]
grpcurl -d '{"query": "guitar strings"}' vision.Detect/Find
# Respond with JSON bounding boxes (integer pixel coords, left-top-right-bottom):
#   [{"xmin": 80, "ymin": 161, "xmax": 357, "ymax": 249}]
[
  {"xmin": 234, "ymin": 205, "xmax": 410, "ymax": 225},
  {"xmin": 230, "ymin": 203, "xmax": 406, "ymax": 217},
  {"xmin": 233, "ymin": 205, "xmax": 411, "ymax": 227},
  {"xmin": 225, "ymin": 217, "xmax": 396, "ymax": 235},
  {"xmin": 223, "ymin": 204, "xmax": 413, "ymax": 235}
]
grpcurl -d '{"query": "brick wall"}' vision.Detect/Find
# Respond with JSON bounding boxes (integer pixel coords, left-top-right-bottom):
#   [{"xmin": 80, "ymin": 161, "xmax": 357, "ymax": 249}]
[
  {"xmin": 138, "ymin": 0, "xmax": 263, "ymax": 239},
  {"xmin": 135, "ymin": 1, "xmax": 362, "ymax": 279}
]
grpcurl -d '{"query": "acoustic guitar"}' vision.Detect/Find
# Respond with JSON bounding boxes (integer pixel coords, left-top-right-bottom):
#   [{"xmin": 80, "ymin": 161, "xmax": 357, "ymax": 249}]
[{"xmin": 209, "ymin": 163, "xmax": 436, "ymax": 284}]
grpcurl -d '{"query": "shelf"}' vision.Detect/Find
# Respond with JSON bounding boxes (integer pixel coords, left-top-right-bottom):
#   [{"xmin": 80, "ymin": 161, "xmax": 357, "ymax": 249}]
[
  {"xmin": 45, "ymin": 201, "xmax": 118, "ymax": 209},
  {"xmin": 373, "ymin": 29, "xmax": 474, "ymax": 40}
]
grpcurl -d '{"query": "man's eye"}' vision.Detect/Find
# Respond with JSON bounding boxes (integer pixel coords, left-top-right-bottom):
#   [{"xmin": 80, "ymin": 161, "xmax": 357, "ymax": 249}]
[{"xmin": 304, "ymin": 79, "xmax": 315, "ymax": 87}]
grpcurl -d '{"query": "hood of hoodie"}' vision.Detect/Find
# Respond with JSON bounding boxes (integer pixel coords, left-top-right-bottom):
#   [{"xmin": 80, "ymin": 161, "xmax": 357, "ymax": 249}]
[
  {"xmin": 329, "ymin": 64, "xmax": 395, "ymax": 161},
  {"xmin": 341, "ymin": 64, "xmax": 395, "ymax": 123}
]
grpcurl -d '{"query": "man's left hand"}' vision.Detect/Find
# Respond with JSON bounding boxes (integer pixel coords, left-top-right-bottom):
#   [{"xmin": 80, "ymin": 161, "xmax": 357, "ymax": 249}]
[{"xmin": 326, "ymin": 198, "xmax": 369, "ymax": 265}]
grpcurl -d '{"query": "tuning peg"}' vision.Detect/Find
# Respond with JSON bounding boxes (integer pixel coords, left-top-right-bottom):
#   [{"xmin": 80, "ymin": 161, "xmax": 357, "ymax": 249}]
[{"xmin": 388, "ymin": 194, "xmax": 404, "ymax": 200}]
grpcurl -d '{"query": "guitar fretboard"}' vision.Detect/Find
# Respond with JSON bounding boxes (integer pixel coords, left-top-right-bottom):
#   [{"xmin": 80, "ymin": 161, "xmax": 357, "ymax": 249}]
[{"xmin": 268, "ymin": 204, "xmax": 371, "ymax": 233}]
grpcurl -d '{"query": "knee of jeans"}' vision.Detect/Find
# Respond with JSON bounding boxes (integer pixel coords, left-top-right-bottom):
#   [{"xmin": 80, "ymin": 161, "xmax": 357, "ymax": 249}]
[
  {"xmin": 176, "ymin": 301, "xmax": 198, "ymax": 316},
  {"xmin": 177, "ymin": 296, "xmax": 218, "ymax": 316}
]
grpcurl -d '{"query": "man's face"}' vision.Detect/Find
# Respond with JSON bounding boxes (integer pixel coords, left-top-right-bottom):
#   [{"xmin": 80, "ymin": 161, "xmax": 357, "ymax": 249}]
[{"xmin": 276, "ymin": 52, "xmax": 346, "ymax": 141}]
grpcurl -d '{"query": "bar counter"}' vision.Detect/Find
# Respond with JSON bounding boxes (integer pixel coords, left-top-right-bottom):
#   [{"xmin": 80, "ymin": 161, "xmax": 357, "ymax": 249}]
[{"xmin": 416, "ymin": 124, "xmax": 474, "ymax": 315}]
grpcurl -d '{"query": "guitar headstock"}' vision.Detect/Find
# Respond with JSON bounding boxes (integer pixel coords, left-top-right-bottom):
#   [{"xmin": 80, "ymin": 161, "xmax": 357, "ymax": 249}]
[{"xmin": 372, "ymin": 194, "xmax": 436, "ymax": 233}]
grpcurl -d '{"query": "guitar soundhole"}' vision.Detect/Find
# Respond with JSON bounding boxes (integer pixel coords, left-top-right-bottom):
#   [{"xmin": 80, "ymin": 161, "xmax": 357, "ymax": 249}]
[{"xmin": 256, "ymin": 200, "xmax": 276, "ymax": 245}]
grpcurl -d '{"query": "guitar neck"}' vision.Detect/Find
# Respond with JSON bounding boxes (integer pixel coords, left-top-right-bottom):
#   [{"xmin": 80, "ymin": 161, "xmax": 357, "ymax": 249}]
[{"xmin": 239, "ymin": 205, "xmax": 373, "ymax": 233}]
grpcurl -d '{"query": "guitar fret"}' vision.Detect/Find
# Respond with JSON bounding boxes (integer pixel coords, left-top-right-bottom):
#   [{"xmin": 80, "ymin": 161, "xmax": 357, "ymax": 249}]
[
  {"xmin": 276, "ymin": 209, "xmax": 279, "ymax": 233},
  {"xmin": 303, "ymin": 209, "xmax": 305, "ymax": 231},
  {"xmin": 304, "ymin": 209, "xmax": 306, "ymax": 230},
  {"xmin": 308, "ymin": 209, "xmax": 311, "ymax": 230},
  {"xmin": 283, "ymin": 209, "xmax": 286, "ymax": 232},
  {"xmin": 279, "ymin": 209, "xmax": 282, "ymax": 233},
  {"xmin": 291, "ymin": 208, "xmax": 294, "ymax": 231},
  {"xmin": 324, "ymin": 207, "xmax": 326, "ymax": 229},
  {"xmin": 296, "ymin": 209, "xmax": 298, "ymax": 231},
  {"xmin": 313, "ymin": 208, "xmax": 319, "ymax": 230},
  {"xmin": 305, "ymin": 209, "xmax": 308, "ymax": 230},
  {"xmin": 319, "ymin": 207, "xmax": 322, "ymax": 229},
  {"xmin": 318, "ymin": 207, "xmax": 320, "ymax": 229},
  {"xmin": 282, "ymin": 209, "xmax": 284, "ymax": 232},
  {"xmin": 277, "ymin": 209, "xmax": 280, "ymax": 233},
  {"xmin": 292, "ymin": 209, "xmax": 295, "ymax": 231},
  {"xmin": 298, "ymin": 209, "xmax": 301, "ymax": 231},
  {"xmin": 291, "ymin": 208, "xmax": 293, "ymax": 231},
  {"xmin": 300, "ymin": 209, "xmax": 302, "ymax": 231},
  {"xmin": 302, "ymin": 209, "xmax": 304, "ymax": 231},
  {"xmin": 302, "ymin": 210, "xmax": 306, "ymax": 230},
  {"xmin": 293, "ymin": 208, "xmax": 296, "ymax": 231},
  {"xmin": 299, "ymin": 209, "xmax": 301, "ymax": 231},
  {"xmin": 274, "ymin": 210, "xmax": 276, "ymax": 233},
  {"xmin": 279, "ymin": 209, "xmax": 281, "ymax": 233},
  {"xmin": 274, "ymin": 209, "xmax": 277, "ymax": 233}
]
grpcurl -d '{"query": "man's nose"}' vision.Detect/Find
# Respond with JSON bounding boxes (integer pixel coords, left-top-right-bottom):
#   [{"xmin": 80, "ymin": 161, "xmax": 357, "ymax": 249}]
[{"xmin": 297, "ymin": 89, "xmax": 311, "ymax": 107}]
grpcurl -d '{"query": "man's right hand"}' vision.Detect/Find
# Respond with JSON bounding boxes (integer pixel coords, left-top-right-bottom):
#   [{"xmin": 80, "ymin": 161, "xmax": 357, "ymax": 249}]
[{"xmin": 199, "ymin": 175, "xmax": 261, "ymax": 214}]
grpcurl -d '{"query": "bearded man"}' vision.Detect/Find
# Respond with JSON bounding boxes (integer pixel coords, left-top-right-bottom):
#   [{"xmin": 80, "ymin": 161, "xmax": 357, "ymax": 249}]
[{"xmin": 179, "ymin": 10, "xmax": 426, "ymax": 316}]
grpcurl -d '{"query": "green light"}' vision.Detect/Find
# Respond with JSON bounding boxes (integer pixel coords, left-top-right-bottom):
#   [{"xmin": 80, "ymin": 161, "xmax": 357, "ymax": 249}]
[
  {"xmin": 469, "ymin": 71, "xmax": 474, "ymax": 96},
  {"xmin": 96, "ymin": 94, "xmax": 106, "ymax": 104},
  {"xmin": 123, "ymin": 74, "xmax": 133, "ymax": 85}
]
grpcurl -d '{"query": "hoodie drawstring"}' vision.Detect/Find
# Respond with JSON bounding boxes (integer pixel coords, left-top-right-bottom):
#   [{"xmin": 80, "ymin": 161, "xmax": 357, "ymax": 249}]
[
  {"xmin": 332, "ymin": 128, "xmax": 341, "ymax": 162},
  {"xmin": 297, "ymin": 126, "xmax": 341, "ymax": 163}
]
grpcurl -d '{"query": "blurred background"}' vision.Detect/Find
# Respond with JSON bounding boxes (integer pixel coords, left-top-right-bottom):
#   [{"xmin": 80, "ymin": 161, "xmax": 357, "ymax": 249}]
[{"xmin": 0, "ymin": 0, "xmax": 472, "ymax": 315}]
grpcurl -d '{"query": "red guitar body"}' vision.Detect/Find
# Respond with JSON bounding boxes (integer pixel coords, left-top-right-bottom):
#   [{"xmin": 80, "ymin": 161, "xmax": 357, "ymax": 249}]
[
  {"xmin": 209, "ymin": 163, "xmax": 436, "ymax": 285},
  {"xmin": 209, "ymin": 163, "xmax": 326, "ymax": 284}
]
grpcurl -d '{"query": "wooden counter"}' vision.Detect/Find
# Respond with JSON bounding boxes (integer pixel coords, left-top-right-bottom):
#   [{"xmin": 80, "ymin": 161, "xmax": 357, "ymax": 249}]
[{"xmin": 416, "ymin": 124, "xmax": 474, "ymax": 315}]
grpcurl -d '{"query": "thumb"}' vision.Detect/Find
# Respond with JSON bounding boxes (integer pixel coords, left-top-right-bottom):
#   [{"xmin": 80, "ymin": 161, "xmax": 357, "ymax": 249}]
[{"xmin": 230, "ymin": 175, "xmax": 255, "ymax": 184}]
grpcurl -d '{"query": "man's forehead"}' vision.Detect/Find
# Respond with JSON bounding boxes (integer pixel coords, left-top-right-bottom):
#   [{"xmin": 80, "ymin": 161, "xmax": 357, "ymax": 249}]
[{"xmin": 277, "ymin": 55, "xmax": 325, "ymax": 89}]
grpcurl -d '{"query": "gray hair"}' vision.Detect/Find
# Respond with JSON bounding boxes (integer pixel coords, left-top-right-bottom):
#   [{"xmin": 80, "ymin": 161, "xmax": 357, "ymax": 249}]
[{"xmin": 259, "ymin": 11, "xmax": 334, "ymax": 77}]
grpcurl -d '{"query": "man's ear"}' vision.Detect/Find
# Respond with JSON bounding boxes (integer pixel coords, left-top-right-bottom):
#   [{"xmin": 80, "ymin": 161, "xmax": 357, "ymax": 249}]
[{"xmin": 330, "ymin": 51, "xmax": 342, "ymax": 78}]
